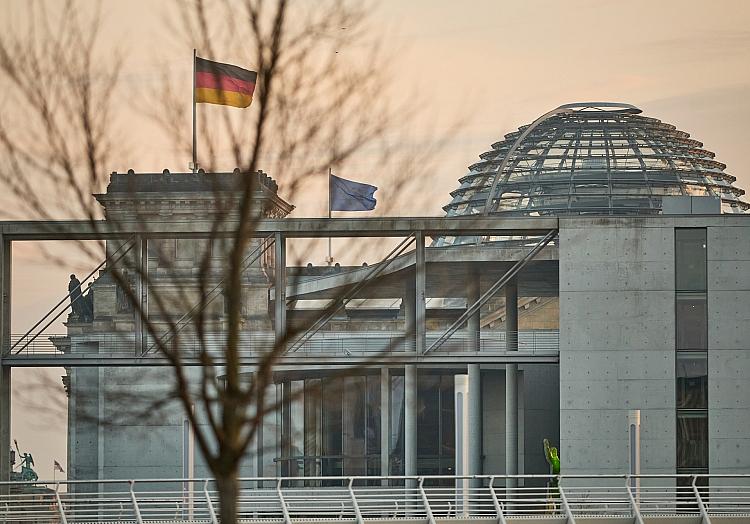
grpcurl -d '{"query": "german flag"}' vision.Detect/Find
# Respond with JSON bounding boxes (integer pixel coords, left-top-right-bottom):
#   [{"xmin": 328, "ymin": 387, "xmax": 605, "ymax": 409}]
[{"xmin": 195, "ymin": 56, "xmax": 257, "ymax": 108}]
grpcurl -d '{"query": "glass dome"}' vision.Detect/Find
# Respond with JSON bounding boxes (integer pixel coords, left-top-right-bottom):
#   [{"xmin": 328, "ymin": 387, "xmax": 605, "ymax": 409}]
[{"xmin": 443, "ymin": 102, "xmax": 749, "ymax": 218}]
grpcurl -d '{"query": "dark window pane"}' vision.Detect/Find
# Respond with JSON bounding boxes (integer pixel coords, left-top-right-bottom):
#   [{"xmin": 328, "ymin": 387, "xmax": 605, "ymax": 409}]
[
  {"xmin": 366, "ymin": 375, "xmax": 381, "ymax": 456},
  {"xmin": 322, "ymin": 377, "xmax": 343, "ymax": 456},
  {"xmin": 390, "ymin": 375, "xmax": 404, "ymax": 475},
  {"xmin": 676, "ymin": 296, "xmax": 707, "ymax": 350},
  {"xmin": 440, "ymin": 375, "xmax": 455, "ymax": 461},
  {"xmin": 304, "ymin": 379, "xmax": 322, "ymax": 477},
  {"xmin": 676, "ymin": 353, "xmax": 708, "ymax": 409},
  {"xmin": 417, "ymin": 375, "xmax": 440, "ymax": 457},
  {"xmin": 675, "ymin": 229, "xmax": 707, "ymax": 291},
  {"xmin": 343, "ymin": 376, "xmax": 366, "ymax": 475},
  {"xmin": 677, "ymin": 412, "xmax": 708, "ymax": 469}
]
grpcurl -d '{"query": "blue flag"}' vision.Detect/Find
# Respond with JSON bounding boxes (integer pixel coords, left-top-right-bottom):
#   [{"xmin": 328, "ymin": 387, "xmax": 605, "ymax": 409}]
[{"xmin": 329, "ymin": 174, "xmax": 377, "ymax": 211}]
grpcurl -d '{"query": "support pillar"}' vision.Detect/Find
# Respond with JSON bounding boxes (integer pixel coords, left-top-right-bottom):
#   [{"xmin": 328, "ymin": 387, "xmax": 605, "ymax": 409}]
[
  {"xmin": 505, "ymin": 277, "xmax": 518, "ymax": 489},
  {"xmin": 414, "ymin": 233, "xmax": 426, "ymax": 355},
  {"xmin": 0, "ymin": 234, "xmax": 11, "ymax": 484},
  {"xmin": 466, "ymin": 269, "xmax": 482, "ymax": 483},
  {"xmin": 274, "ymin": 233, "xmax": 287, "ymax": 347},
  {"xmin": 403, "ymin": 232, "xmax": 423, "ymax": 481},
  {"xmin": 380, "ymin": 367, "xmax": 390, "ymax": 480}
]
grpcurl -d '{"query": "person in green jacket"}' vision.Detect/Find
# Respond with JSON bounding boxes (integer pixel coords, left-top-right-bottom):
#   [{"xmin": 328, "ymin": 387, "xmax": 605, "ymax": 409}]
[{"xmin": 544, "ymin": 439, "xmax": 560, "ymax": 512}]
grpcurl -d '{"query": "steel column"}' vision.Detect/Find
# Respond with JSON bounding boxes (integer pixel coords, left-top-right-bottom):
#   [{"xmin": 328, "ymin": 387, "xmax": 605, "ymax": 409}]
[
  {"xmin": 467, "ymin": 270, "xmax": 482, "ymax": 484},
  {"xmin": 414, "ymin": 233, "xmax": 426, "ymax": 354},
  {"xmin": 380, "ymin": 367, "xmax": 391, "ymax": 480},
  {"xmin": 274, "ymin": 233, "xmax": 287, "ymax": 347},
  {"xmin": 403, "ymin": 250, "xmax": 419, "ymax": 482},
  {"xmin": 505, "ymin": 277, "xmax": 518, "ymax": 490},
  {"xmin": 0, "ymin": 234, "xmax": 11, "ymax": 485}
]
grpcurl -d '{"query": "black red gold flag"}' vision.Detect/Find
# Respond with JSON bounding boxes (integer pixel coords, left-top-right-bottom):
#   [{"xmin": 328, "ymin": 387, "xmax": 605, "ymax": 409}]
[{"xmin": 195, "ymin": 56, "xmax": 257, "ymax": 108}]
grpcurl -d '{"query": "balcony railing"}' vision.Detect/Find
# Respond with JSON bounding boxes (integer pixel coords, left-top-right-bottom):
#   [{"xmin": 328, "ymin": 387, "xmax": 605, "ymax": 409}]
[
  {"xmin": 0, "ymin": 474, "xmax": 748, "ymax": 523},
  {"xmin": 6, "ymin": 330, "xmax": 560, "ymax": 359}
]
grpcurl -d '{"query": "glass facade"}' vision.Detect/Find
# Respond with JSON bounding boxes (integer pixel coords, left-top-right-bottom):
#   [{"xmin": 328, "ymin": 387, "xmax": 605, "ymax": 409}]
[
  {"xmin": 439, "ymin": 103, "xmax": 749, "ymax": 228},
  {"xmin": 278, "ymin": 372, "xmax": 455, "ymax": 479},
  {"xmin": 675, "ymin": 228, "xmax": 708, "ymax": 475}
]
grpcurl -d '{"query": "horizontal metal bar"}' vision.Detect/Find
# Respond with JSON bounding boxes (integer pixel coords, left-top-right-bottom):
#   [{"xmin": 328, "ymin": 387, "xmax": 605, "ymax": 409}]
[
  {"xmin": 2, "ymin": 352, "xmax": 560, "ymax": 367},
  {"xmin": 0, "ymin": 216, "xmax": 560, "ymax": 240}
]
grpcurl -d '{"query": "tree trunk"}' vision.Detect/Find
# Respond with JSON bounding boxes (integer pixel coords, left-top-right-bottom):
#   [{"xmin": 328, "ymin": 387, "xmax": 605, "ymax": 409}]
[{"xmin": 216, "ymin": 473, "xmax": 240, "ymax": 524}]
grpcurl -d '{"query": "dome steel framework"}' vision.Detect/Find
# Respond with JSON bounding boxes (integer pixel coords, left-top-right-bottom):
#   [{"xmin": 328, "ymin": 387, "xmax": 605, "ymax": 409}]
[{"xmin": 443, "ymin": 102, "xmax": 749, "ymax": 218}]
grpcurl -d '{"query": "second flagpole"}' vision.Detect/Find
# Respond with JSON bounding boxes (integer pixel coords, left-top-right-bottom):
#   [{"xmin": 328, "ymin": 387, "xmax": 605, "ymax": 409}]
[{"xmin": 327, "ymin": 168, "xmax": 333, "ymax": 265}]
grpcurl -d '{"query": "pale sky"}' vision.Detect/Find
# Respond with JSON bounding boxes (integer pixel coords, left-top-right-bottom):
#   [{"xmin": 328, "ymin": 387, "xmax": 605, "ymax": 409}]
[{"xmin": 5, "ymin": 0, "xmax": 750, "ymax": 481}]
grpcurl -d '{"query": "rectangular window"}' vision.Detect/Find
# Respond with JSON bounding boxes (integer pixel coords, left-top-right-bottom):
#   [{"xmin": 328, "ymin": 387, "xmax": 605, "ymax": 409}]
[
  {"xmin": 675, "ymin": 228, "xmax": 708, "ymax": 475},
  {"xmin": 676, "ymin": 411, "xmax": 709, "ymax": 470},
  {"xmin": 676, "ymin": 352, "xmax": 708, "ymax": 409},
  {"xmin": 675, "ymin": 229, "xmax": 707, "ymax": 291},
  {"xmin": 322, "ymin": 377, "xmax": 343, "ymax": 457},
  {"xmin": 676, "ymin": 295, "xmax": 707, "ymax": 350}
]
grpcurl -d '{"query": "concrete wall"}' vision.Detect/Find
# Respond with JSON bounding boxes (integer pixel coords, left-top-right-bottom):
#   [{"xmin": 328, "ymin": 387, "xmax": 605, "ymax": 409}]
[
  {"xmin": 559, "ymin": 222, "xmax": 676, "ymax": 475},
  {"xmin": 708, "ymin": 225, "xmax": 750, "ymax": 474}
]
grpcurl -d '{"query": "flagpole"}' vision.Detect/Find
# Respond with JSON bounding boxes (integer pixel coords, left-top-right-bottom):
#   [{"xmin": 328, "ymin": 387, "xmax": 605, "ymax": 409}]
[
  {"xmin": 192, "ymin": 49, "xmax": 197, "ymax": 173},
  {"xmin": 327, "ymin": 167, "xmax": 333, "ymax": 266}
]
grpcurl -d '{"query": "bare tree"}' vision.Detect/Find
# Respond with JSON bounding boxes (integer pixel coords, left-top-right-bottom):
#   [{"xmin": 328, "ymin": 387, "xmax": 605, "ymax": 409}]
[{"xmin": 0, "ymin": 1, "xmax": 455, "ymax": 522}]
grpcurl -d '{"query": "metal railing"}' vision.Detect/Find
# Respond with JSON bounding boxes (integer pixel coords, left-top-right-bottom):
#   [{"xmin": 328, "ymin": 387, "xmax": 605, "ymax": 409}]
[
  {"xmin": 7, "ymin": 330, "xmax": 560, "ymax": 358},
  {"xmin": 0, "ymin": 474, "xmax": 748, "ymax": 523}
]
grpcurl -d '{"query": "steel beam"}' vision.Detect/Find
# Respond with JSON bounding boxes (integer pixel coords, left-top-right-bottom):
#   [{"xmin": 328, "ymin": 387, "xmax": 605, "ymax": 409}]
[
  {"xmin": 425, "ymin": 229, "xmax": 557, "ymax": 353},
  {"xmin": 3, "ymin": 351, "xmax": 559, "ymax": 367},
  {"xmin": 0, "ymin": 216, "xmax": 560, "ymax": 240}
]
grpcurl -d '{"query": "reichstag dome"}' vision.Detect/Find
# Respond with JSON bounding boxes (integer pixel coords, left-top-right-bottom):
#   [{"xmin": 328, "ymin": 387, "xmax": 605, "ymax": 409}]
[{"xmin": 443, "ymin": 102, "xmax": 749, "ymax": 218}]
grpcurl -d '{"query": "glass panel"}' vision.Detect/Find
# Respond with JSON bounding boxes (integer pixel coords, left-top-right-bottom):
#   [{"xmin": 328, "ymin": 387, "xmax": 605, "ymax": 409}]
[
  {"xmin": 675, "ymin": 229, "xmax": 707, "ymax": 291},
  {"xmin": 343, "ymin": 376, "xmax": 366, "ymax": 476},
  {"xmin": 366, "ymin": 375, "xmax": 381, "ymax": 456},
  {"xmin": 390, "ymin": 375, "xmax": 405, "ymax": 476},
  {"xmin": 676, "ymin": 352, "xmax": 708, "ymax": 409},
  {"xmin": 677, "ymin": 411, "xmax": 708, "ymax": 470},
  {"xmin": 440, "ymin": 375, "xmax": 456, "ymax": 474},
  {"xmin": 417, "ymin": 375, "xmax": 440, "ymax": 457},
  {"xmin": 304, "ymin": 379, "xmax": 322, "ymax": 477},
  {"xmin": 322, "ymin": 377, "xmax": 342, "ymax": 476},
  {"xmin": 676, "ymin": 296, "xmax": 707, "ymax": 350}
]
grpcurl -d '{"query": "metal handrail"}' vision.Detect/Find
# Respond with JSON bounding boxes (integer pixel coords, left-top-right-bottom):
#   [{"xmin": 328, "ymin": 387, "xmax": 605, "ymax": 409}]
[
  {"xmin": 6, "ymin": 329, "xmax": 561, "ymax": 357},
  {"xmin": 2, "ymin": 474, "xmax": 748, "ymax": 523}
]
